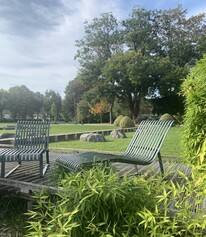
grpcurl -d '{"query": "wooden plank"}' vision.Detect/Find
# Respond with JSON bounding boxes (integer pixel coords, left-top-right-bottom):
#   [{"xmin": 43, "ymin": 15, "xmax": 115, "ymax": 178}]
[{"xmin": 0, "ymin": 153, "xmax": 188, "ymax": 202}]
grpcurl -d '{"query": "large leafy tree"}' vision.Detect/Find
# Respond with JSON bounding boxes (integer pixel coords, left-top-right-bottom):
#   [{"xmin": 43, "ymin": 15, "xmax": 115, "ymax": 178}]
[
  {"xmin": 8, "ymin": 85, "xmax": 38, "ymax": 119},
  {"xmin": 73, "ymin": 6, "xmax": 206, "ymax": 121},
  {"xmin": 123, "ymin": 6, "xmax": 206, "ymax": 115},
  {"xmin": 74, "ymin": 12, "xmax": 123, "ymax": 123}
]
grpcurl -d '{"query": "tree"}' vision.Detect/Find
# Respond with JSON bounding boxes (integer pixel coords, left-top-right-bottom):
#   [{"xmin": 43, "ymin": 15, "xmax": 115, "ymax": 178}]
[
  {"xmin": 33, "ymin": 92, "xmax": 44, "ymax": 119},
  {"xmin": 75, "ymin": 12, "xmax": 123, "ymax": 68},
  {"xmin": 43, "ymin": 90, "xmax": 62, "ymax": 120},
  {"xmin": 74, "ymin": 6, "xmax": 206, "ymax": 121},
  {"xmin": 62, "ymin": 78, "xmax": 86, "ymax": 122},
  {"xmin": 103, "ymin": 51, "xmax": 157, "ymax": 120},
  {"xmin": 89, "ymin": 98, "xmax": 110, "ymax": 123},
  {"xmin": 0, "ymin": 89, "xmax": 9, "ymax": 119},
  {"xmin": 51, "ymin": 102, "xmax": 58, "ymax": 123},
  {"xmin": 8, "ymin": 85, "xmax": 35, "ymax": 119},
  {"xmin": 76, "ymin": 99, "xmax": 91, "ymax": 124},
  {"xmin": 75, "ymin": 12, "xmax": 123, "ymax": 123},
  {"xmin": 123, "ymin": 6, "xmax": 206, "ymax": 115}
]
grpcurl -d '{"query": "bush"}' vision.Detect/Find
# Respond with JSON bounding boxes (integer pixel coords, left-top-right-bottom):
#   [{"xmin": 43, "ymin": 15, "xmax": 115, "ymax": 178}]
[
  {"xmin": 26, "ymin": 166, "xmax": 155, "ymax": 236},
  {"xmin": 113, "ymin": 115, "xmax": 124, "ymax": 127},
  {"xmin": 138, "ymin": 166, "xmax": 206, "ymax": 236},
  {"xmin": 119, "ymin": 116, "xmax": 135, "ymax": 128},
  {"xmin": 26, "ymin": 165, "xmax": 206, "ymax": 237},
  {"xmin": 159, "ymin": 113, "xmax": 174, "ymax": 121},
  {"xmin": 181, "ymin": 55, "xmax": 206, "ymax": 165}
]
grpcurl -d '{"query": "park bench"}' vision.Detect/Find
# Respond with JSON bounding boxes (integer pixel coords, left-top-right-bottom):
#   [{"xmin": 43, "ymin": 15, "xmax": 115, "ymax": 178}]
[
  {"xmin": 56, "ymin": 119, "xmax": 174, "ymax": 174},
  {"xmin": 0, "ymin": 120, "xmax": 50, "ymax": 178}
]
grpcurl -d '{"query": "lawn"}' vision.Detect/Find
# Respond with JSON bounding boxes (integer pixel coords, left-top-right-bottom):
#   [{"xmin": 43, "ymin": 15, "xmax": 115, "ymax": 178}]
[
  {"xmin": 0, "ymin": 123, "xmax": 116, "ymax": 135},
  {"xmin": 0, "ymin": 122, "xmax": 183, "ymax": 157},
  {"xmin": 50, "ymin": 126, "xmax": 183, "ymax": 157}
]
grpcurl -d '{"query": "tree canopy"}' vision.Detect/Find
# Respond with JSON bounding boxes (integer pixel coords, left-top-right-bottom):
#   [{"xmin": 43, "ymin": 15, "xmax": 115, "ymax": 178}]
[{"xmin": 65, "ymin": 5, "xmax": 206, "ymax": 121}]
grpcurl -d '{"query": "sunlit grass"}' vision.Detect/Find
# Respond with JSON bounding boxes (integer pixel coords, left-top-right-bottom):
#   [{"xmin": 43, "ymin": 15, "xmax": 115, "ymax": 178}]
[
  {"xmin": 0, "ymin": 123, "xmax": 117, "ymax": 135},
  {"xmin": 50, "ymin": 126, "xmax": 183, "ymax": 157},
  {"xmin": 50, "ymin": 123, "xmax": 116, "ymax": 134},
  {"xmin": 0, "ymin": 122, "xmax": 183, "ymax": 157}
]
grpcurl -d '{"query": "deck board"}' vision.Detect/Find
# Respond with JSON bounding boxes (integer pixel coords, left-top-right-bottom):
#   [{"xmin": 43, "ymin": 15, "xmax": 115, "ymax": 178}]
[{"xmin": 0, "ymin": 152, "xmax": 188, "ymax": 200}]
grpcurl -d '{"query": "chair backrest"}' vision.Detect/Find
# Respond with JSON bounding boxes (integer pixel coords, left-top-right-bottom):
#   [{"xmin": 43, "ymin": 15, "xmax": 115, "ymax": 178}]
[
  {"xmin": 124, "ymin": 120, "xmax": 173, "ymax": 162},
  {"xmin": 14, "ymin": 120, "xmax": 50, "ymax": 150}
]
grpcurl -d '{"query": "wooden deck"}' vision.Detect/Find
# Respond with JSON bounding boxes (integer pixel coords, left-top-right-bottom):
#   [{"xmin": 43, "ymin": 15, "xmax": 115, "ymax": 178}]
[{"xmin": 0, "ymin": 152, "xmax": 190, "ymax": 201}]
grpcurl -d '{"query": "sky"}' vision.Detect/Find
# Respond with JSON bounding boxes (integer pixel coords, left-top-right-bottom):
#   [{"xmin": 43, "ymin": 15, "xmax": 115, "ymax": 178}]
[{"xmin": 0, "ymin": 0, "xmax": 206, "ymax": 98}]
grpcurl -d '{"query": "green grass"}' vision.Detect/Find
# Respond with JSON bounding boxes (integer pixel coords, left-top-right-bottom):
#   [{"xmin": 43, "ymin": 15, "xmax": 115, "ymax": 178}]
[
  {"xmin": 0, "ymin": 122, "xmax": 183, "ymax": 157},
  {"xmin": 50, "ymin": 126, "xmax": 183, "ymax": 157},
  {"xmin": 0, "ymin": 123, "xmax": 116, "ymax": 135},
  {"xmin": 50, "ymin": 123, "xmax": 116, "ymax": 134}
]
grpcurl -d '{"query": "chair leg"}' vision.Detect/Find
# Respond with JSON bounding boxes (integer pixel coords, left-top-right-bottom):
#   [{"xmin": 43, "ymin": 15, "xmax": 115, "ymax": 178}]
[
  {"xmin": 158, "ymin": 152, "xmax": 164, "ymax": 175},
  {"xmin": 134, "ymin": 165, "xmax": 139, "ymax": 174},
  {"xmin": 39, "ymin": 153, "xmax": 50, "ymax": 177},
  {"xmin": 1, "ymin": 160, "xmax": 5, "ymax": 178},
  {"xmin": 46, "ymin": 150, "xmax": 49, "ymax": 164},
  {"xmin": 39, "ymin": 156, "xmax": 43, "ymax": 177}
]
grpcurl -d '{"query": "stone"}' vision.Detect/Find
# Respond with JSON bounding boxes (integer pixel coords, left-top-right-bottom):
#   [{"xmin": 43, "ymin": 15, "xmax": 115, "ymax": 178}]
[
  {"xmin": 110, "ymin": 129, "xmax": 126, "ymax": 139},
  {"xmin": 80, "ymin": 133, "xmax": 106, "ymax": 142}
]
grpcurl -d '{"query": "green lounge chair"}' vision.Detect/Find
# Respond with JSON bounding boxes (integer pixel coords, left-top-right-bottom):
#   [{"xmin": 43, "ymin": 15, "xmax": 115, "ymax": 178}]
[
  {"xmin": 0, "ymin": 120, "xmax": 50, "ymax": 178},
  {"xmin": 55, "ymin": 119, "xmax": 173, "ymax": 174}
]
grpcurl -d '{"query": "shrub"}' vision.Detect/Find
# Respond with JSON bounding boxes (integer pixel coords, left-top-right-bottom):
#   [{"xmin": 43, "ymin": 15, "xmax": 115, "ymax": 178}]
[
  {"xmin": 113, "ymin": 115, "xmax": 124, "ymax": 127},
  {"xmin": 138, "ymin": 166, "xmax": 206, "ymax": 236},
  {"xmin": 119, "ymin": 116, "xmax": 135, "ymax": 128},
  {"xmin": 26, "ymin": 165, "xmax": 206, "ymax": 237},
  {"xmin": 181, "ymin": 55, "xmax": 206, "ymax": 165},
  {"xmin": 26, "ymin": 165, "xmax": 155, "ymax": 236},
  {"xmin": 159, "ymin": 113, "xmax": 174, "ymax": 121}
]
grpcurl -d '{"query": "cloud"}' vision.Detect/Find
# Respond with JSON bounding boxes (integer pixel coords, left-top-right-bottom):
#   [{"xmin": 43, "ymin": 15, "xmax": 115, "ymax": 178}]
[
  {"xmin": 0, "ymin": 0, "xmax": 68, "ymax": 37},
  {"xmin": 0, "ymin": 0, "xmax": 205, "ymax": 98}
]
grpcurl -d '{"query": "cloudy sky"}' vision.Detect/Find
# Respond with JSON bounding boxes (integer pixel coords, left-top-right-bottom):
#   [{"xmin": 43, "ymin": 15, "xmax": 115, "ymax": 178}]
[{"xmin": 0, "ymin": 0, "xmax": 205, "ymax": 98}]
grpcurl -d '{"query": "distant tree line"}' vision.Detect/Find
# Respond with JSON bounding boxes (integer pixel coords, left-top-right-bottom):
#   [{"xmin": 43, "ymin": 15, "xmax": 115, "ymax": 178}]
[
  {"xmin": 1, "ymin": 6, "xmax": 206, "ymax": 124},
  {"xmin": 0, "ymin": 86, "xmax": 62, "ymax": 122}
]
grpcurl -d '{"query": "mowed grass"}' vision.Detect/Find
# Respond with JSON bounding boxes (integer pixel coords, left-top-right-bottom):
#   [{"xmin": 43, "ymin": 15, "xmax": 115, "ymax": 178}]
[
  {"xmin": 0, "ymin": 123, "xmax": 116, "ymax": 135},
  {"xmin": 50, "ymin": 126, "xmax": 184, "ymax": 157},
  {"xmin": 0, "ymin": 122, "xmax": 183, "ymax": 157},
  {"xmin": 50, "ymin": 123, "xmax": 116, "ymax": 134}
]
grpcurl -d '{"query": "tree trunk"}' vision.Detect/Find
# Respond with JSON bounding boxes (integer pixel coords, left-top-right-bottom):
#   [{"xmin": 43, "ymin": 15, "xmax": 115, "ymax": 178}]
[
  {"xmin": 127, "ymin": 94, "xmax": 141, "ymax": 121},
  {"xmin": 109, "ymin": 102, "xmax": 113, "ymax": 124}
]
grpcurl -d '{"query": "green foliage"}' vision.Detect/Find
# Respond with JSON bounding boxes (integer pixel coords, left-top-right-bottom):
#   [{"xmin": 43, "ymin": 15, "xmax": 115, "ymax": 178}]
[
  {"xmin": 138, "ymin": 165, "xmax": 206, "ymax": 236},
  {"xmin": 159, "ymin": 113, "xmax": 174, "ymax": 121},
  {"xmin": 74, "ymin": 5, "xmax": 206, "ymax": 120},
  {"xmin": 113, "ymin": 115, "xmax": 124, "ymax": 127},
  {"xmin": 63, "ymin": 78, "xmax": 87, "ymax": 122},
  {"xmin": 51, "ymin": 102, "xmax": 58, "ymax": 122},
  {"xmin": 26, "ymin": 165, "xmax": 206, "ymax": 236},
  {"xmin": 181, "ymin": 55, "xmax": 206, "ymax": 165},
  {"xmin": 26, "ymin": 166, "xmax": 155, "ymax": 236},
  {"xmin": 8, "ymin": 85, "xmax": 43, "ymax": 119},
  {"xmin": 43, "ymin": 90, "xmax": 62, "ymax": 120},
  {"xmin": 119, "ymin": 116, "xmax": 135, "ymax": 128}
]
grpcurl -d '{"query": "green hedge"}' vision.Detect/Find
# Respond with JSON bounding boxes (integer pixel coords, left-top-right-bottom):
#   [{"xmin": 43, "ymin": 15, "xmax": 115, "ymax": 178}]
[{"xmin": 181, "ymin": 55, "xmax": 206, "ymax": 165}]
